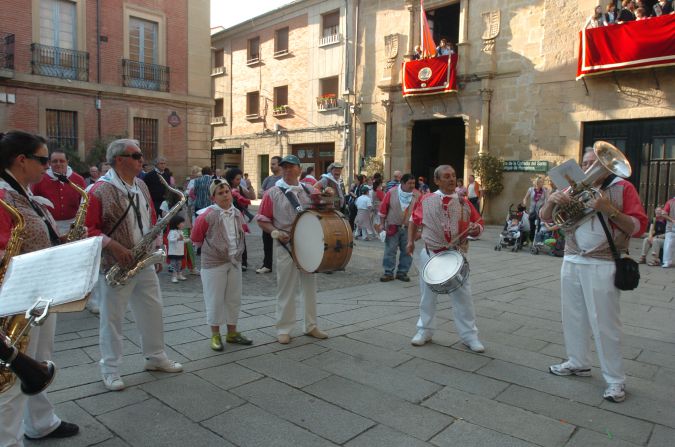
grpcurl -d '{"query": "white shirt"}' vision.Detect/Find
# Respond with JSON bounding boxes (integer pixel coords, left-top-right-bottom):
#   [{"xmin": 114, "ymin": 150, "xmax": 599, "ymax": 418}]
[
  {"xmin": 167, "ymin": 229, "xmax": 185, "ymax": 256},
  {"xmin": 355, "ymin": 195, "xmax": 372, "ymax": 210}
]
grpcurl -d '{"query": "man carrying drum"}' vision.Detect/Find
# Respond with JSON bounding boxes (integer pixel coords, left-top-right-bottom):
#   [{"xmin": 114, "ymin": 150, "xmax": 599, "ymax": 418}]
[
  {"xmin": 316, "ymin": 162, "xmax": 346, "ymax": 211},
  {"xmin": 256, "ymin": 155, "xmax": 329, "ymax": 345},
  {"xmin": 406, "ymin": 165, "xmax": 485, "ymax": 352}
]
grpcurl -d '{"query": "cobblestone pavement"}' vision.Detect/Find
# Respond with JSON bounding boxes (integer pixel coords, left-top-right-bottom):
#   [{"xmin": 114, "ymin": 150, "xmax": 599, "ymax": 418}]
[{"xmin": 32, "ymin": 220, "xmax": 675, "ymax": 447}]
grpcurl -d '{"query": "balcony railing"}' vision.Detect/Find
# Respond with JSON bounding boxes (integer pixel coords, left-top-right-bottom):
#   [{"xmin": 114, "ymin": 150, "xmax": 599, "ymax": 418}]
[
  {"xmin": 31, "ymin": 43, "xmax": 88, "ymax": 81},
  {"xmin": 1, "ymin": 33, "xmax": 14, "ymax": 71},
  {"xmin": 272, "ymin": 105, "xmax": 289, "ymax": 117},
  {"xmin": 319, "ymin": 26, "xmax": 340, "ymax": 47},
  {"xmin": 210, "ymin": 116, "xmax": 225, "ymax": 125},
  {"xmin": 246, "ymin": 55, "xmax": 260, "ymax": 66},
  {"xmin": 211, "ymin": 66, "xmax": 225, "ymax": 76},
  {"xmin": 122, "ymin": 59, "xmax": 170, "ymax": 92},
  {"xmin": 317, "ymin": 95, "xmax": 339, "ymax": 111}
]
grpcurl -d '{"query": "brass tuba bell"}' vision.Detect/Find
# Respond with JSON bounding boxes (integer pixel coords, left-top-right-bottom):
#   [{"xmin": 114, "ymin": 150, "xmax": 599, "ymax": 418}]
[{"xmin": 551, "ymin": 141, "xmax": 632, "ymax": 229}]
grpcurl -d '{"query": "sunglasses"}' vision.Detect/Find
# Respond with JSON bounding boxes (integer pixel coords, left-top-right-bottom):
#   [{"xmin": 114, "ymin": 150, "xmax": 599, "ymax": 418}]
[
  {"xmin": 25, "ymin": 154, "xmax": 50, "ymax": 165},
  {"xmin": 118, "ymin": 152, "xmax": 144, "ymax": 160}
]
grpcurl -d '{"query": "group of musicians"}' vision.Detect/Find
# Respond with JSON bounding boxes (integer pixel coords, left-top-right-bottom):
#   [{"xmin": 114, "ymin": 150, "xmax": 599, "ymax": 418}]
[{"xmin": 0, "ymin": 131, "xmax": 649, "ymax": 444}]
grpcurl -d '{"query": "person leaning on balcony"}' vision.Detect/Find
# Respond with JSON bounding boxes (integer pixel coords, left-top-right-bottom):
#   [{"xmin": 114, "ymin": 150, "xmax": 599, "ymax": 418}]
[
  {"xmin": 605, "ymin": 2, "xmax": 618, "ymax": 24},
  {"xmin": 617, "ymin": 0, "xmax": 636, "ymax": 23},
  {"xmin": 635, "ymin": 6, "xmax": 648, "ymax": 19},
  {"xmin": 435, "ymin": 38, "xmax": 453, "ymax": 56},
  {"xmin": 585, "ymin": 5, "xmax": 607, "ymax": 28},
  {"xmin": 654, "ymin": 0, "xmax": 674, "ymax": 16},
  {"xmin": 412, "ymin": 45, "xmax": 422, "ymax": 60}
]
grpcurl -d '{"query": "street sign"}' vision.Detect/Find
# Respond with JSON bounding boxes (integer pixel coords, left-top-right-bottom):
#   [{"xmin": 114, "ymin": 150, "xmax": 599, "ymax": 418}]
[{"xmin": 503, "ymin": 160, "xmax": 549, "ymax": 173}]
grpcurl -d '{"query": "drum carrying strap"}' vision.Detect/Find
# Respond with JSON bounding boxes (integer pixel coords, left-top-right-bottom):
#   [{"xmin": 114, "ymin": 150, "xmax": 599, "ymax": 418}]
[{"xmin": 276, "ymin": 184, "xmax": 311, "ymax": 257}]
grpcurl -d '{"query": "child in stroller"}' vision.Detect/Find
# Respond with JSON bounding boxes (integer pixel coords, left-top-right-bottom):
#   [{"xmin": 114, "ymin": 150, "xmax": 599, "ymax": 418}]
[
  {"xmin": 531, "ymin": 221, "xmax": 565, "ymax": 256},
  {"xmin": 495, "ymin": 216, "xmax": 524, "ymax": 252}
]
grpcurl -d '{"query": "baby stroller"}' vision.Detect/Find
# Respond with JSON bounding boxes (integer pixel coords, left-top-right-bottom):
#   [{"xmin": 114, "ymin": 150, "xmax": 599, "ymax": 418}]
[
  {"xmin": 531, "ymin": 223, "xmax": 565, "ymax": 256},
  {"xmin": 494, "ymin": 204, "xmax": 524, "ymax": 252}
]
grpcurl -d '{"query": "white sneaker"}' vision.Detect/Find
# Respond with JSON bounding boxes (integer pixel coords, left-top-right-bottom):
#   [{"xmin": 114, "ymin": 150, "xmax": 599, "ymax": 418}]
[
  {"xmin": 549, "ymin": 361, "xmax": 592, "ymax": 377},
  {"xmin": 256, "ymin": 266, "xmax": 272, "ymax": 274},
  {"xmin": 102, "ymin": 373, "xmax": 125, "ymax": 391},
  {"xmin": 144, "ymin": 359, "xmax": 183, "ymax": 373},
  {"xmin": 178, "ymin": 273, "xmax": 187, "ymax": 281},
  {"xmin": 603, "ymin": 383, "xmax": 626, "ymax": 403},
  {"xmin": 411, "ymin": 330, "xmax": 432, "ymax": 346},
  {"xmin": 171, "ymin": 277, "xmax": 178, "ymax": 283},
  {"xmin": 463, "ymin": 339, "xmax": 485, "ymax": 353}
]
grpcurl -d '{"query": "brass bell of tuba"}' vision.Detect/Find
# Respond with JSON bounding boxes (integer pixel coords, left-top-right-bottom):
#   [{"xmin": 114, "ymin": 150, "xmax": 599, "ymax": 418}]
[{"xmin": 551, "ymin": 141, "xmax": 632, "ymax": 229}]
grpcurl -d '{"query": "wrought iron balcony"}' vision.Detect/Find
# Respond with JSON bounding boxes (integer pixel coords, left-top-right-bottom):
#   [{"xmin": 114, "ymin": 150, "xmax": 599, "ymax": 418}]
[
  {"xmin": 31, "ymin": 43, "xmax": 88, "ymax": 81},
  {"xmin": 1, "ymin": 33, "xmax": 14, "ymax": 71},
  {"xmin": 122, "ymin": 59, "xmax": 170, "ymax": 92}
]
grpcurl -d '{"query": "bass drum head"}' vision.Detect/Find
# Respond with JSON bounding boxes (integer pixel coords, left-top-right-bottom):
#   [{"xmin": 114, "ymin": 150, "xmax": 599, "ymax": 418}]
[
  {"xmin": 292, "ymin": 212, "xmax": 324, "ymax": 273},
  {"xmin": 423, "ymin": 250, "xmax": 464, "ymax": 285}
]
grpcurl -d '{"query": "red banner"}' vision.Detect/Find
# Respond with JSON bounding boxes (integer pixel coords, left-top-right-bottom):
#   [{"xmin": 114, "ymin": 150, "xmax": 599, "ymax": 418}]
[
  {"xmin": 577, "ymin": 14, "xmax": 675, "ymax": 79},
  {"xmin": 402, "ymin": 54, "xmax": 458, "ymax": 97}
]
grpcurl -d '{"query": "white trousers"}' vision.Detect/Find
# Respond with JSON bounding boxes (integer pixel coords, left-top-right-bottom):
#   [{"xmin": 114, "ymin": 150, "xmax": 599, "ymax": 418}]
[
  {"xmin": 662, "ymin": 232, "xmax": 674, "ymax": 267},
  {"xmin": 0, "ymin": 315, "xmax": 60, "ymax": 446},
  {"xmin": 415, "ymin": 248, "xmax": 479, "ymax": 343},
  {"xmin": 201, "ymin": 262, "xmax": 242, "ymax": 327},
  {"xmin": 561, "ymin": 260, "xmax": 625, "ymax": 385},
  {"xmin": 275, "ymin": 242, "xmax": 318, "ymax": 335},
  {"xmin": 99, "ymin": 266, "xmax": 169, "ymax": 374}
]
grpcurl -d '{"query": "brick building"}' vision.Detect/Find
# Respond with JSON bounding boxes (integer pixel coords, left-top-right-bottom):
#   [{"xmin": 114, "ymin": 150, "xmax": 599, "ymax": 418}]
[
  {"xmin": 0, "ymin": 0, "xmax": 212, "ymax": 182},
  {"xmin": 211, "ymin": 0, "xmax": 356, "ymax": 192}
]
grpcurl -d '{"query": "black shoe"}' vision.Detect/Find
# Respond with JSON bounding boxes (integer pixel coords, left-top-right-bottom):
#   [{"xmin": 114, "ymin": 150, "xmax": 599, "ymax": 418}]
[
  {"xmin": 396, "ymin": 273, "xmax": 411, "ymax": 282},
  {"xmin": 380, "ymin": 274, "xmax": 395, "ymax": 282},
  {"xmin": 25, "ymin": 421, "xmax": 79, "ymax": 440},
  {"xmin": 241, "ymin": 265, "xmax": 247, "ymax": 271}
]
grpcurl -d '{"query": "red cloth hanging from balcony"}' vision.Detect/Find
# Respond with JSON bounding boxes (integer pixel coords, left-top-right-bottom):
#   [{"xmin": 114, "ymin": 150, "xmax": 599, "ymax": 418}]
[
  {"xmin": 577, "ymin": 14, "xmax": 675, "ymax": 79},
  {"xmin": 402, "ymin": 54, "xmax": 457, "ymax": 97}
]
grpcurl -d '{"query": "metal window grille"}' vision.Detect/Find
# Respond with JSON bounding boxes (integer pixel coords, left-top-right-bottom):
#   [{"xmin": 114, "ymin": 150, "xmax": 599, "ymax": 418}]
[
  {"xmin": 46, "ymin": 109, "xmax": 78, "ymax": 151},
  {"xmin": 1, "ymin": 33, "xmax": 14, "ymax": 69},
  {"xmin": 133, "ymin": 117, "xmax": 158, "ymax": 162}
]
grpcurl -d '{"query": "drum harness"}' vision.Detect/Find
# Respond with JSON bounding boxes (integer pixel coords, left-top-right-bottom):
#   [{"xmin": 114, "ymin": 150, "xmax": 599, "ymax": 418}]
[
  {"xmin": 276, "ymin": 184, "xmax": 312, "ymax": 257},
  {"xmin": 424, "ymin": 196, "xmax": 472, "ymax": 256}
]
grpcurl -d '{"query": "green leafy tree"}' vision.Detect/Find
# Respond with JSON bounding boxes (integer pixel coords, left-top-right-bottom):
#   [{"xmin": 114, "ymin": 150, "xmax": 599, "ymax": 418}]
[
  {"xmin": 363, "ymin": 156, "xmax": 383, "ymax": 178},
  {"xmin": 471, "ymin": 153, "xmax": 504, "ymax": 215}
]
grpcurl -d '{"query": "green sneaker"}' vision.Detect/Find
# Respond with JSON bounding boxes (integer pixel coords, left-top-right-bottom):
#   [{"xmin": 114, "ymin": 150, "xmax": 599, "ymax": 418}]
[
  {"xmin": 226, "ymin": 332, "xmax": 253, "ymax": 345},
  {"xmin": 210, "ymin": 334, "xmax": 224, "ymax": 351}
]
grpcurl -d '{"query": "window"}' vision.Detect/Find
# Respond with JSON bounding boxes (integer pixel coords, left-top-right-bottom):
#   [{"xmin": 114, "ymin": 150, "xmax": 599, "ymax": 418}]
[
  {"xmin": 364, "ymin": 123, "xmax": 377, "ymax": 158},
  {"xmin": 321, "ymin": 11, "xmax": 339, "ymax": 38},
  {"xmin": 214, "ymin": 98, "xmax": 224, "ymax": 118},
  {"xmin": 246, "ymin": 91, "xmax": 259, "ymax": 118},
  {"xmin": 212, "ymin": 48, "xmax": 225, "ymax": 75},
  {"xmin": 129, "ymin": 17, "xmax": 157, "ymax": 64},
  {"xmin": 317, "ymin": 76, "xmax": 339, "ymax": 111},
  {"xmin": 274, "ymin": 27, "xmax": 289, "ymax": 56},
  {"xmin": 46, "ymin": 109, "xmax": 77, "ymax": 151},
  {"xmin": 40, "ymin": 0, "xmax": 76, "ymax": 49},
  {"xmin": 133, "ymin": 117, "xmax": 158, "ymax": 162},
  {"xmin": 273, "ymin": 86, "xmax": 289, "ymax": 116},
  {"xmin": 247, "ymin": 37, "xmax": 260, "ymax": 64}
]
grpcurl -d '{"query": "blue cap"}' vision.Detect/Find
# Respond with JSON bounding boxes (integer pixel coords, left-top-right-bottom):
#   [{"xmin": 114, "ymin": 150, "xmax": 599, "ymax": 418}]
[{"xmin": 279, "ymin": 155, "xmax": 301, "ymax": 166}]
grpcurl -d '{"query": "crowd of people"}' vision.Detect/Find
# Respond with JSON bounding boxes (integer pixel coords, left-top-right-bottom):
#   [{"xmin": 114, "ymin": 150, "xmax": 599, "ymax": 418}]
[
  {"xmin": 0, "ymin": 130, "xmax": 673, "ymax": 444},
  {"xmin": 585, "ymin": 0, "xmax": 674, "ymax": 28}
]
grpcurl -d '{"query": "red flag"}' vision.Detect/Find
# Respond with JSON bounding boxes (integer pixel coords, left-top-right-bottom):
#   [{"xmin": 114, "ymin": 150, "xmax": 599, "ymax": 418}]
[{"xmin": 420, "ymin": 0, "xmax": 436, "ymax": 58}]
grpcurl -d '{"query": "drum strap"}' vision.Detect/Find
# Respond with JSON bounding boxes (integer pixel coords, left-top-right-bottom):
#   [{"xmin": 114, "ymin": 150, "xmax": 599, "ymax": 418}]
[{"xmin": 278, "ymin": 185, "xmax": 310, "ymax": 214}]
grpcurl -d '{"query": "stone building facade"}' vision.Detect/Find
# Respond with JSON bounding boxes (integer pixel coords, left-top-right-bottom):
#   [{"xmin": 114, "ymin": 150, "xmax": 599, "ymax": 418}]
[
  {"xmin": 355, "ymin": 0, "xmax": 675, "ymax": 221},
  {"xmin": 211, "ymin": 0, "xmax": 355, "ymax": 193},
  {"xmin": 0, "ymin": 0, "xmax": 212, "ymax": 182}
]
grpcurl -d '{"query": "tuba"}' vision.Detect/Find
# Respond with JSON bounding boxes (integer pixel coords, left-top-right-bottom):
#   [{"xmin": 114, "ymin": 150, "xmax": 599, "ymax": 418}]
[
  {"xmin": 0, "ymin": 199, "xmax": 56, "ymax": 394},
  {"xmin": 551, "ymin": 141, "xmax": 632, "ymax": 229},
  {"xmin": 105, "ymin": 174, "xmax": 186, "ymax": 287},
  {"xmin": 55, "ymin": 174, "xmax": 89, "ymax": 242}
]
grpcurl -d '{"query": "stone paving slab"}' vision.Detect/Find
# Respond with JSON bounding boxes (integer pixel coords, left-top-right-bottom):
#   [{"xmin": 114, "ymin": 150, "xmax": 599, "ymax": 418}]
[{"xmin": 35, "ymin": 225, "xmax": 675, "ymax": 446}]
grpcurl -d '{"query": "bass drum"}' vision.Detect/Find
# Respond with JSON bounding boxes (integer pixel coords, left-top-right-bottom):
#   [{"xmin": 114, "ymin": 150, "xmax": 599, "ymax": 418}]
[
  {"xmin": 422, "ymin": 249, "xmax": 469, "ymax": 294},
  {"xmin": 290, "ymin": 209, "xmax": 353, "ymax": 273}
]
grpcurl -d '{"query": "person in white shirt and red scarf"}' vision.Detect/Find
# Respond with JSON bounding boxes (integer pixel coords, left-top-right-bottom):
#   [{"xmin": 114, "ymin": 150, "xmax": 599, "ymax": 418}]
[
  {"xmin": 406, "ymin": 165, "xmax": 485, "ymax": 352},
  {"xmin": 86, "ymin": 139, "xmax": 183, "ymax": 392},
  {"xmin": 540, "ymin": 149, "xmax": 647, "ymax": 403}
]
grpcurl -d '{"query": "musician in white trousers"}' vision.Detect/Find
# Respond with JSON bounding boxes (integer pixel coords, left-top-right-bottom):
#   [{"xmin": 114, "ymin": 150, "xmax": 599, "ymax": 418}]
[
  {"xmin": 662, "ymin": 196, "xmax": 675, "ymax": 267},
  {"xmin": 406, "ymin": 165, "xmax": 485, "ymax": 352},
  {"xmin": 86, "ymin": 139, "xmax": 182, "ymax": 392},
  {"xmin": 540, "ymin": 149, "xmax": 647, "ymax": 403},
  {"xmin": 256, "ymin": 155, "xmax": 328, "ymax": 345},
  {"xmin": 0, "ymin": 130, "xmax": 79, "ymax": 444}
]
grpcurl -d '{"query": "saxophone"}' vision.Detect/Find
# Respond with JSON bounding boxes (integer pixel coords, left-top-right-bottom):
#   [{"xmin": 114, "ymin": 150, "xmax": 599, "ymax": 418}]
[
  {"xmin": 0, "ymin": 199, "xmax": 56, "ymax": 395},
  {"xmin": 55, "ymin": 174, "xmax": 89, "ymax": 242},
  {"xmin": 105, "ymin": 174, "xmax": 186, "ymax": 287}
]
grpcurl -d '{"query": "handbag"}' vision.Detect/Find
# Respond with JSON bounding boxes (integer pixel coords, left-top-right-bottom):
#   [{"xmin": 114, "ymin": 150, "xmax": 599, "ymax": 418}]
[{"xmin": 596, "ymin": 212, "xmax": 640, "ymax": 291}]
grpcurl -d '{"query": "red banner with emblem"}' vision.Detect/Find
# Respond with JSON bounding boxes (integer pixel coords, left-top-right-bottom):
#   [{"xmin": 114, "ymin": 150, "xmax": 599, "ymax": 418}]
[
  {"xmin": 577, "ymin": 14, "xmax": 675, "ymax": 79},
  {"xmin": 402, "ymin": 54, "xmax": 458, "ymax": 97}
]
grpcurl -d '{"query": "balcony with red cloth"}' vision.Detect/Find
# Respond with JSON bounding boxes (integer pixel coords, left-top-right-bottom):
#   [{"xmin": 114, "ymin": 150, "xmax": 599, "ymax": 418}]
[
  {"xmin": 577, "ymin": 14, "xmax": 675, "ymax": 79},
  {"xmin": 402, "ymin": 54, "xmax": 458, "ymax": 97}
]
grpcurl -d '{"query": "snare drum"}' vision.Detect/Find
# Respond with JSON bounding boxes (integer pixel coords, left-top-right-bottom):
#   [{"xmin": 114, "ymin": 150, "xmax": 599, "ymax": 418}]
[
  {"xmin": 422, "ymin": 249, "xmax": 469, "ymax": 294},
  {"xmin": 290, "ymin": 209, "xmax": 353, "ymax": 273}
]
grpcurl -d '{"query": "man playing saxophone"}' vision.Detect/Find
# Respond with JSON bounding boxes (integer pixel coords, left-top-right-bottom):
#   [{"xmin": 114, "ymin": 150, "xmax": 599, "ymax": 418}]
[
  {"xmin": 0, "ymin": 131, "xmax": 79, "ymax": 444},
  {"xmin": 85, "ymin": 139, "xmax": 182, "ymax": 392},
  {"xmin": 540, "ymin": 147, "xmax": 647, "ymax": 403}
]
